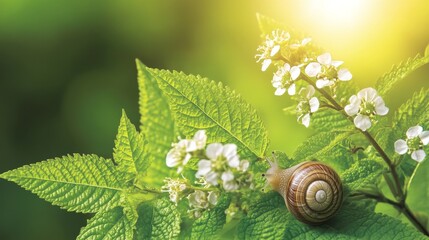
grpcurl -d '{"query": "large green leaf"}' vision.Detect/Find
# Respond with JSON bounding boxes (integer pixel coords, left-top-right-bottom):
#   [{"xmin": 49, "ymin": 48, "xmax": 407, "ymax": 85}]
[
  {"xmin": 134, "ymin": 198, "xmax": 181, "ymax": 240},
  {"xmin": 292, "ymin": 131, "xmax": 351, "ymax": 162},
  {"xmin": 376, "ymin": 52, "xmax": 429, "ymax": 96},
  {"xmin": 0, "ymin": 154, "xmax": 125, "ymax": 213},
  {"xmin": 136, "ymin": 60, "xmax": 175, "ymax": 186},
  {"xmin": 77, "ymin": 207, "xmax": 134, "ymax": 240},
  {"xmin": 148, "ymin": 68, "xmax": 269, "ymax": 159},
  {"xmin": 114, "ymin": 110, "xmax": 149, "ymax": 180},
  {"xmin": 341, "ymin": 159, "xmax": 383, "ymax": 195},
  {"xmin": 237, "ymin": 193, "xmax": 426, "ymax": 239}
]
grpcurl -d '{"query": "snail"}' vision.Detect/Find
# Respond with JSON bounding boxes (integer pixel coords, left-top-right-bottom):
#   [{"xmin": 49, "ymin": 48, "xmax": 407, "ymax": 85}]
[{"xmin": 264, "ymin": 160, "xmax": 343, "ymax": 225}]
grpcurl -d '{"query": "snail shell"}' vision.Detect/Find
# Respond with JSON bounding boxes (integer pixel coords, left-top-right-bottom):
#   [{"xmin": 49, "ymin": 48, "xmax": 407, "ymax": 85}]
[{"xmin": 265, "ymin": 161, "xmax": 343, "ymax": 225}]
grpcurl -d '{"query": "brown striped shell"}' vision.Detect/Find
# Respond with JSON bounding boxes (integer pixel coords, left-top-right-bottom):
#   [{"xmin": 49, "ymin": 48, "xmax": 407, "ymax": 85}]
[{"xmin": 265, "ymin": 161, "xmax": 343, "ymax": 225}]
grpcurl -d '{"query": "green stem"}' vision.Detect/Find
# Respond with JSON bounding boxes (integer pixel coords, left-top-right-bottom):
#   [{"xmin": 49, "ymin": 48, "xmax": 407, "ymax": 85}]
[
  {"xmin": 301, "ymin": 76, "xmax": 428, "ymax": 236},
  {"xmin": 405, "ymin": 162, "xmax": 421, "ymax": 198},
  {"xmin": 354, "ymin": 192, "xmax": 429, "ymax": 235}
]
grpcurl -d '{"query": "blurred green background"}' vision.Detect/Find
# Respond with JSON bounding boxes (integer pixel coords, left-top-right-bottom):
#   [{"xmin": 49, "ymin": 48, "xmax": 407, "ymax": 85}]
[{"xmin": 1, "ymin": 0, "xmax": 429, "ymax": 239}]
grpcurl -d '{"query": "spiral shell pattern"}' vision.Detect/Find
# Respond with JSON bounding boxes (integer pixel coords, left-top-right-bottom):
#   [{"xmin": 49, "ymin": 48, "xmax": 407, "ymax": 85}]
[{"xmin": 284, "ymin": 161, "xmax": 342, "ymax": 224}]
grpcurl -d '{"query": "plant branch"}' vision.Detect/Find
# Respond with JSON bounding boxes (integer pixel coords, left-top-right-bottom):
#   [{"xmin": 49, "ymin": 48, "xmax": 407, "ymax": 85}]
[
  {"xmin": 352, "ymin": 192, "xmax": 429, "ymax": 235},
  {"xmin": 301, "ymin": 76, "xmax": 428, "ymax": 236}
]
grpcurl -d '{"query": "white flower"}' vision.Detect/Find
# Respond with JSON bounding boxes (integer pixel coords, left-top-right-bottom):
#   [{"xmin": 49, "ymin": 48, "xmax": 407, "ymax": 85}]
[
  {"xmin": 290, "ymin": 38, "xmax": 312, "ymax": 49},
  {"xmin": 195, "ymin": 143, "xmax": 251, "ymax": 191},
  {"xmin": 255, "ymin": 30, "xmax": 290, "ymax": 71},
  {"xmin": 166, "ymin": 139, "xmax": 196, "ymax": 172},
  {"xmin": 296, "ymin": 85, "xmax": 320, "ymax": 127},
  {"xmin": 196, "ymin": 143, "xmax": 239, "ymax": 186},
  {"xmin": 166, "ymin": 130, "xmax": 207, "ymax": 172},
  {"xmin": 161, "ymin": 178, "xmax": 187, "ymax": 204},
  {"xmin": 272, "ymin": 63, "xmax": 300, "ymax": 96},
  {"xmin": 304, "ymin": 52, "xmax": 352, "ymax": 88},
  {"xmin": 344, "ymin": 87, "xmax": 389, "ymax": 131},
  {"xmin": 394, "ymin": 125, "xmax": 429, "ymax": 162}
]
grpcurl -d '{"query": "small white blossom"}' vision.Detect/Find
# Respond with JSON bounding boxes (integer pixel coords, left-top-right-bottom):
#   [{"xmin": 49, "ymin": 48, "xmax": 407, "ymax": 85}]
[
  {"xmin": 304, "ymin": 53, "xmax": 352, "ymax": 88},
  {"xmin": 272, "ymin": 63, "xmax": 300, "ymax": 96},
  {"xmin": 344, "ymin": 88, "xmax": 389, "ymax": 131},
  {"xmin": 196, "ymin": 143, "xmax": 251, "ymax": 191},
  {"xmin": 166, "ymin": 130, "xmax": 207, "ymax": 172},
  {"xmin": 296, "ymin": 85, "xmax": 320, "ymax": 127},
  {"xmin": 161, "ymin": 178, "xmax": 187, "ymax": 204},
  {"xmin": 394, "ymin": 125, "xmax": 429, "ymax": 162},
  {"xmin": 255, "ymin": 30, "xmax": 290, "ymax": 71}
]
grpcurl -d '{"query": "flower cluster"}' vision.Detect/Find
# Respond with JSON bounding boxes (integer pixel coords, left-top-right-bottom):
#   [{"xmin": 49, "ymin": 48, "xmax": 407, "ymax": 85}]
[
  {"xmin": 196, "ymin": 143, "xmax": 252, "ymax": 191},
  {"xmin": 344, "ymin": 88, "xmax": 389, "ymax": 131},
  {"xmin": 395, "ymin": 125, "xmax": 429, "ymax": 162},
  {"xmin": 166, "ymin": 130, "xmax": 207, "ymax": 173},
  {"xmin": 256, "ymin": 29, "xmax": 353, "ymax": 127},
  {"xmin": 164, "ymin": 130, "xmax": 253, "ymax": 218}
]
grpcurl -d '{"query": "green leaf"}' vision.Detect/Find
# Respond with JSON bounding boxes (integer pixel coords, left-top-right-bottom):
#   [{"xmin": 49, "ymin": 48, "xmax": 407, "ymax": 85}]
[
  {"xmin": 136, "ymin": 60, "xmax": 176, "ymax": 186},
  {"xmin": 114, "ymin": 110, "xmax": 149, "ymax": 180},
  {"xmin": 0, "ymin": 154, "xmax": 125, "ymax": 213},
  {"xmin": 376, "ymin": 53, "xmax": 429, "ymax": 96},
  {"xmin": 148, "ymin": 68, "xmax": 269, "ymax": 159},
  {"xmin": 189, "ymin": 194, "xmax": 231, "ymax": 239},
  {"xmin": 292, "ymin": 131, "xmax": 351, "ymax": 162},
  {"xmin": 341, "ymin": 159, "xmax": 383, "ymax": 193},
  {"xmin": 310, "ymin": 108, "xmax": 352, "ymax": 132},
  {"xmin": 77, "ymin": 207, "xmax": 134, "ymax": 240},
  {"xmin": 237, "ymin": 193, "xmax": 426, "ymax": 239},
  {"xmin": 237, "ymin": 192, "xmax": 289, "ymax": 239},
  {"xmin": 134, "ymin": 198, "xmax": 181, "ymax": 240}
]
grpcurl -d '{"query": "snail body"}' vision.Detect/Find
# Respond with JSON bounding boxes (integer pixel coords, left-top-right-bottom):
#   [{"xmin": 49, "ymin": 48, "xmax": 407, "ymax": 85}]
[{"xmin": 265, "ymin": 161, "xmax": 343, "ymax": 225}]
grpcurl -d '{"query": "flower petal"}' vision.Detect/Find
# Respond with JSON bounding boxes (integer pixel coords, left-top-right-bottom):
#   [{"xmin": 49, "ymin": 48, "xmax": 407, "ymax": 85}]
[
  {"xmin": 406, "ymin": 126, "xmax": 423, "ymax": 139},
  {"xmin": 221, "ymin": 171, "xmax": 235, "ymax": 182},
  {"xmin": 166, "ymin": 149, "xmax": 181, "ymax": 167},
  {"xmin": 331, "ymin": 60, "xmax": 344, "ymax": 67},
  {"xmin": 270, "ymin": 45, "xmax": 280, "ymax": 56},
  {"xmin": 354, "ymin": 114, "xmax": 372, "ymax": 131},
  {"xmin": 287, "ymin": 84, "xmax": 296, "ymax": 96},
  {"xmin": 411, "ymin": 149, "xmax": 426, "ymax": 162},
  {"xmin": 344, "ymin": 95, "xmax": 360, "ymax": 116},
  {"xmin": 338, "ymin": 68, "xmax": 352, "ymax": 81},
  {"xmin": 283, "ymin": 63, "xmax": 291, "ymax": 71},
  {"xmin": 317, "ymin": 53, "xmax": 332, "ymax": 65},
  {"xmin": 193, "ymin": 130, "xmax": 207, "ymax": 149},
  {"xmin": 420, "ymin": 131, "xmax": 429, "ymax": 145},
  {"xmin": 309, "ymin": 97, "xmax": 320, "ymax": 113},
  {"xmin": 394, "ymin": 139, "xmax": 408, "ymax": 155},
  {"xmin": 227, "ymin": 156, "xmax": 240, "ymax": 168},
  {"xmin": 374, "ymin": 96, "xmax": 389, "ymax": 116},
  {"xmin": 316, "ymin": 79, "xmax": 334, "ymax": 88},
  {"xmin": 357, "ymin": 87, "xmax": 377, "ymax": 101},
  {"xmin": 206, "ymin": 143, "xmax": 223, "ymax": 159},
  {"xmin": 208, "ymin": 191, "xmax": 218, "ymax": 205},
  {"xmin": 222, "ymin": 144, "xmax": 238, "ymax": 158},
  {"xmin": 205, "ymin": 172, "xmax": 219, "ymax": 186},
  {"xmin": 301, "ymin": 38, "xmax": 311, "ymax": 45},
  {"xmin": 305, "ymin": 85, "xmax": 316, "ymax": 99},
  {"xmin": 239, "ymin": 160, "xmax": 250, "ymax": 172},
  {"xmin": 290, "ymin": 66, "xmax": 300, "ymax": 80},
  {"xmin": 275, "ymin": 87, "xmax": 286, "ymax": 96},
  {"xmin": 196, "ymin": 160, "xmax": 212, "ymax": 177},
  {"xmin": 305, "ymin": 62, "xmax": 321, "ymax": 77},
  {"xmin": 261, "ymin": 59, "xmax": 272, "ymax": 72},
  {"xmin": 301, "ymin": 113, "xmax": 311, "ymax": 128}
]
